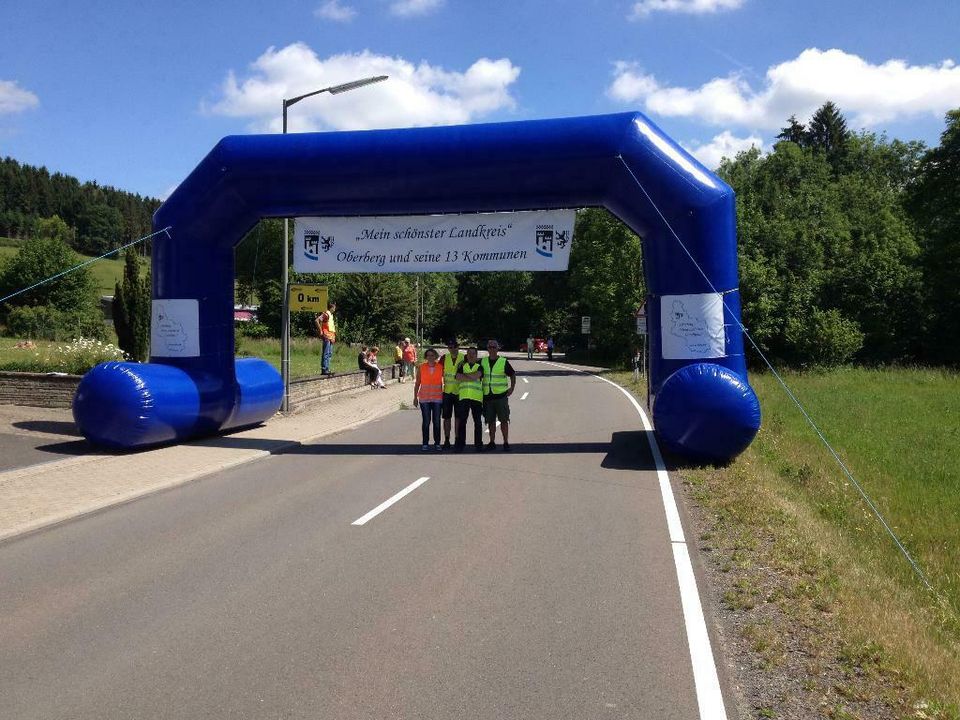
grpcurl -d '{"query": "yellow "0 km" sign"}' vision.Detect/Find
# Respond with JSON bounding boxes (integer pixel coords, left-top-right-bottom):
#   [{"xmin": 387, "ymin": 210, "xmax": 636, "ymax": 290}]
[{"xmin": 289, "ymin": 284, "xmax": 328, "ymax": 312}]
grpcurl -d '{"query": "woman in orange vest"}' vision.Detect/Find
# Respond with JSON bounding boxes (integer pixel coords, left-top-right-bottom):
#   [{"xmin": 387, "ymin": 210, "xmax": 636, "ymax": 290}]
[{"xmin": 413, "ymin": 347, "xmax": 443, "ymax": 451}]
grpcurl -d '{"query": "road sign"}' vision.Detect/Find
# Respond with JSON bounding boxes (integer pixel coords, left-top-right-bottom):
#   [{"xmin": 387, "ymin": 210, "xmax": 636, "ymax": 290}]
[
  {"xmin": 581, "ymin": 316, "xmax": 591, "ymax": 334},
  {"xmin": 289, "ymin": 284, "xmax": 328, "ymax": 312},
  {"xmin": 635, "ymin": 303, "xmax": 647, "ymax": 335}
]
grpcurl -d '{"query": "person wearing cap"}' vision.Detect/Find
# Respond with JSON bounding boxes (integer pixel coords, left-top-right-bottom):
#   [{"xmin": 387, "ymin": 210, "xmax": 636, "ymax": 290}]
[
  {"xmin": 439, "ymin": 338, "xmax": 465, "ymax": 449},
  {"xmin": 454, "ymin": 346, "xmax": 485, "ymax": 453},
  {"xmin": 481, "ymin": 339, "xmax": 517, "ymax": 451},
  {"xmin": 401, "ymin": 337, "xmax": 417, "ymax": 383}
]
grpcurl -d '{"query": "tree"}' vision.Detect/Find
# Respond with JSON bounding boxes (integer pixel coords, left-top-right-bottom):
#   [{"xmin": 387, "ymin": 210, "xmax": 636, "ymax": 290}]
[
  {"xmin": 907, "ymin": 109, "xmax": 960, "ymax": 365},
  {"xmin": 777, "ymin": 115, "xmax": 807, "ymax": 146},
  {"xmin": 113, "ymin": 251, "xmax": 151, "ymax": 361},
  {"xmin": 0, "ymin": 234, "xmax": 105, "ymax": 339},
  {"xmin": 806, "ymin": 101, "xmax": 850, "ymax": 169}
]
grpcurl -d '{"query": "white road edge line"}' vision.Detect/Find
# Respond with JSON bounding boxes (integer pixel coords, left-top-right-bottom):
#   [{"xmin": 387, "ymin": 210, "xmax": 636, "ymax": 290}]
[
  {"xmin": 352, "ymin": 476, "xmax": 430, "ymax": 526},
  {"xmin": 538, "ymin": 360, "xmax": 727, "ymax": 720},
  {"xmin": 520, "ymin": 392, "xmax": 529, "ymax": 401}
]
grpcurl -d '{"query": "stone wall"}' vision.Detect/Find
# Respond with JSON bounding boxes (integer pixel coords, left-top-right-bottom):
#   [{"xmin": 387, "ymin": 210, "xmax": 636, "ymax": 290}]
[
  {"xmin": 0, "ymin": 365, "xmax": 400, "ymax": 411},
  {"xmin": 288, "ymin": 365, "xmax": 399, "ymax": 413},
  {"xmin": 0, "ymin": 372, "xmax": 82, "ymax": 408}
]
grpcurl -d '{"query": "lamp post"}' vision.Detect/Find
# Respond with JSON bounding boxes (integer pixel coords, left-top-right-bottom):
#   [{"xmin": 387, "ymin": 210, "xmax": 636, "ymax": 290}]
[{"xmin": 280, "ymin": 74, "xmax": 388, "ymax": 412}]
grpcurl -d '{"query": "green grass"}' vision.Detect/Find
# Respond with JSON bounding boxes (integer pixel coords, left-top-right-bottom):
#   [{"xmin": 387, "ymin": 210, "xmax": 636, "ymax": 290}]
[
  {"xmin": 609, "ymin": 366, "xmax": 960, "ymax": 714},
  {"xmin": 0, "ymin": 241, "xmax": 136, "ymax": 296},
  {"xmin": 236, "ymin": 336, "xmax": 387, "ymax": 379}
]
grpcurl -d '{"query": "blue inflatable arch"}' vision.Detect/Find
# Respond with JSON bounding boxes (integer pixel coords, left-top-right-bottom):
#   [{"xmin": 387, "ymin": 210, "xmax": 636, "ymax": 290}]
[{"xmin": 74, "ymin": 111, "xmax": 760, "ymax": 460}]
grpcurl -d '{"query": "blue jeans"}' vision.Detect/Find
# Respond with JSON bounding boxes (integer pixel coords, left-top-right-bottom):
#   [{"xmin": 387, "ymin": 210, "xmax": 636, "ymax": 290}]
[
  {"xmin": 419, "ymin": 401, "xmax": 441, "ymax": 445},
  {"xmin": 321, "ymin": 338, "xmax": 334, "ymax": 373}
]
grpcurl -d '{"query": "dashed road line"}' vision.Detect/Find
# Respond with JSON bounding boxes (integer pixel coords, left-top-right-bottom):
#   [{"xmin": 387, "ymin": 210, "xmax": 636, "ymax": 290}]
[
  {"xmin": 520, "ymin": 392, "xmax": 529, "ymax": 401},
  {"xmin": 351, "ymin": 476, "xmax": 430, "ymax": 526}
]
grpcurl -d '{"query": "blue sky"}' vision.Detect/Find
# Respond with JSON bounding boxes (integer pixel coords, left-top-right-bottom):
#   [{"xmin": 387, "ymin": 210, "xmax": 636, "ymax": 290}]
[{"xmin": 2, "ymin": 0, "xmax": 960, "ymax": 201}]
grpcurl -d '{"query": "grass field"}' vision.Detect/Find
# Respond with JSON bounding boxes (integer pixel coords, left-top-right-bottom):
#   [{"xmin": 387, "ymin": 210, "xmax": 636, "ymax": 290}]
[
  {"xmin": 236, "ymin": 336, "xmax": 398, "ymax": 379},
  {"xmin": 0, "ymin": 241, "xmax": 135, "ymax": 296},
  {"xmin": 609, "ymin": 367, "xmax": 960, "ymax": 715}
]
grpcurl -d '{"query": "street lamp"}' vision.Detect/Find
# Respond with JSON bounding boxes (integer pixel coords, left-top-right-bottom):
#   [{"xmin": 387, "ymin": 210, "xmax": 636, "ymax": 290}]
[{"xmin": 280, "ymin": 74, "xmax": 388, "ymax": 412}]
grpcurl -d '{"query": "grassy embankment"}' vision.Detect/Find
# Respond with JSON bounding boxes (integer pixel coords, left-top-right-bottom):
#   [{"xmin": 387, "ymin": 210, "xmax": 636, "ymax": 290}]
[
  {"xmin": 611, "ymin": 367, "xmax": 959, "ymax": 716},
  {"xmin": 0, "ymin": 241, "xmax": 132, "ymax": 296},
  {"xmin": 236, "ymin": 337, "xmax": 397, "ymax": 379}
]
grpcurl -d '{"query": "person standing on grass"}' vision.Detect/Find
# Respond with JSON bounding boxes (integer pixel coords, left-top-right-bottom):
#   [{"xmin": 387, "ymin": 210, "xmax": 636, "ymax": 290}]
[
  {"xmin": 454, "ymin": 346, "xmax": 484, "ymax": 453},
  {"xmin": 402, "ymin": 338, "xmax": 417, "ymax": 384},
  {"xmin": 439, "ymin": 338, "xmax": 465, "ymax": 450},
  {"xmin": 632, "ymin": 348, "xmax": 642, "ymax": 382},
  {"xmin": 413, "ymin": 347, "xmax": 443, "ymax": 451},
  {"xmin": 315, "ymin": 302, "xmax": 337, "ymax": 375},
  {"xmin": 481, "ymin": 339, "xmax": 516, "ymax": 452}
]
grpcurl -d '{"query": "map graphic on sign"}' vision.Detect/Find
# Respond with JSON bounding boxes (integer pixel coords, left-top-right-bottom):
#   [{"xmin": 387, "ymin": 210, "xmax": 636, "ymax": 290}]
[
  {"xmin": 151, "ymin": 299, "xmax": 200, "ymax": 357},
  {"xmin": 660, "ymin": 293, "xmax": 725, "ymax": 359}
]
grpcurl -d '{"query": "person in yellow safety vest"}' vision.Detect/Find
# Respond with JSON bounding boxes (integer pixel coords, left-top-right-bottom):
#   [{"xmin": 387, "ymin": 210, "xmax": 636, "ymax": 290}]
[
  {"xmin": 454, "ymin": 346, "xmax": 485, "ymax": 453},
  {"xmin": 314, "ymin": 302, "xmax": 337, "ymax": 375},
  {"xmin": 481, "ymin": 339, "xmax": 517, "ymax": 451},
  {"xmin": 439, "ymin": 338, "xmax": 465, "ymax": 450},
  {"xmin": 413, "ymin": 347, "xmax": 444, "ymax": 451}
]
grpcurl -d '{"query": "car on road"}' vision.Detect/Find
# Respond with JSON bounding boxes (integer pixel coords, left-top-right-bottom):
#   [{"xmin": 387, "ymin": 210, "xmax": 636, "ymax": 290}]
[{"xmin": 519, "ymin": 338, "xmax": 548, "ymax": 353}]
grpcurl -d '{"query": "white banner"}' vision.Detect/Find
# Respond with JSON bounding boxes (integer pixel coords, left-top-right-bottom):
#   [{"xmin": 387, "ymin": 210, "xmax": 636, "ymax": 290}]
[
  {"xmin": 660, "ymin": 292, "xmax": 726, "ymax": 360},
  {"xmin": 293, "ymin": 210, "xmax": 575, "ymax": 274}
]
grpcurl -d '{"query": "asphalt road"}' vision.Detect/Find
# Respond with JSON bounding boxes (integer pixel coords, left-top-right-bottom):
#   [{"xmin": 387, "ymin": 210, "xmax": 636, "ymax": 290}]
[{"xmin": 0, "ymin": 358, "xmax": 728, "ymax": 719}]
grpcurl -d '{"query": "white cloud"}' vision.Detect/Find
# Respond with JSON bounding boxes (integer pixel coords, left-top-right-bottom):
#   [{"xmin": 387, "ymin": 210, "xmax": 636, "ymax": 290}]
[
  {"xmin": 630, "ymin": 0, "xmax": 744, "ymax": 19},
  {"xmin": 390, "ymin": 0, "xmax": 444, "ymax": 17},
  {"xmin": 608, "ymin": 49, "xmax": 960, "ymax": 129},
  {"xmin": 206, "ymin": 44, "xmax": 520, "ymax": 132},
  {"xmin": 683, "ymin": 131, "xmax": 764, "ymax": 169},
  {"xmin": 0, "ymin": 80, "xmax": 39, "ymax": 114},
  {"xmin": 315, "ymin": 0, "xmax": 356, "ymax": 22}
]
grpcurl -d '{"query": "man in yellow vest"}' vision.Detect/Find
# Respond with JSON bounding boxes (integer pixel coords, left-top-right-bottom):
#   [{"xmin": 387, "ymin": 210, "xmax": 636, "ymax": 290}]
[
  {"xmin": 439, "ymin": 338, "xmax": 465, "ymax": 450},
  {"xmin": 314, "ymin": 302, "xmax": 337, "ymax": 375},
  {"xmin": 481, "ymin": 339, "xmax": 517, "ymax": 451},
  {"xmin": 454, "ymin": 346, "xmax": 485, "ymax": 453}
]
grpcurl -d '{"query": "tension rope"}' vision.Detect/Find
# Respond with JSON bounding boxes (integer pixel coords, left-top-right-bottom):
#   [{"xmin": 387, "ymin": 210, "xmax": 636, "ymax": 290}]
[
  {"xmin": 0, "ymin": 227, "xmax": 172, "ymax": 307},
  {"xmin": 617, "ymin": 156, "xmax": 940, "ymax": 600}
]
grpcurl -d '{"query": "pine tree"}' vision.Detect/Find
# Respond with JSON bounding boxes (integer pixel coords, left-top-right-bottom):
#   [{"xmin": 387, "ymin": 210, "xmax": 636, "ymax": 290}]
[
  {"xmin": 806, "ymin": 101, "xmax": 850, "ymax": 168},
  {"xmin": 112, "ymin": 251, "xmax": 151, "ymax": 361},
  {"xmin": 777, "ymin": 115, "xmax": 807, "ymax": 146}
]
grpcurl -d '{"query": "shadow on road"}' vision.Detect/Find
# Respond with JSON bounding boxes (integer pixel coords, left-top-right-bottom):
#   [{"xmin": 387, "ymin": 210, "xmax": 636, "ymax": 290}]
[{"xmin": 13, "ymin": 420, "xmax": 81, "ymax": 437}]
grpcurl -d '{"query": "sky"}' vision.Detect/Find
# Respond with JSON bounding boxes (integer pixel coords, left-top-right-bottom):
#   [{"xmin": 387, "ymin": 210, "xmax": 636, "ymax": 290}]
[{"xmin": 2, "ymin": 0, "xmax": 960, "ymax": 202}]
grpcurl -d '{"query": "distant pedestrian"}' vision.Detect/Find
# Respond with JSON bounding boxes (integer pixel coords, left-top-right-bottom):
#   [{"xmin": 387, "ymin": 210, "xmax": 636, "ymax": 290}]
[
  {"xmin": 315, "ymin": 302, "xmax": 337, "ymax": 375},
  {"xmin": 413, "ymin": 347, "xmax": 443, "ymax": 450},
  {"xmin": 482, "ymin": 340, "xmax": 516, "ymax": 451},
  {"xmin": 439, "ymin": 338, "xmax": 465, "ymax": 449},
  {"xmin": 394, "ymin": 340, "xmax": 404, "ymax": 378},
  {"xmin": 402, "ymin": 338, "xmax": 417, "ymax": 383},
  {"xmin": 632, "ymin": 348, "xmax": 642, "ymax": 382},
  {"xmin": 547, "ymin": 336, "xmax": 554, "ymax": 361},
  {"xmin": 526, "ymin": 335, "xmax": 534, "ymax": 360},
  {"xmin": 454, "ymin": 346, "xmax": 484, "ymax": 453}
]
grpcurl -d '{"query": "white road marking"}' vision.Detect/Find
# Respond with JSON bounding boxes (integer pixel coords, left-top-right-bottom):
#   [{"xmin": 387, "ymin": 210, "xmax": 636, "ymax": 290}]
[
  {"xmin": 351, "ymin": 476, "xmax": 430, "ymax": 526},
  {"xmin": 522, "ymin": 377, "xmax": 529, "ymax": 384},
  {"xmin": 538, "ymin": 360, "xmax": 728, "ymax": 720},
  {"xmin": 520, "ymin": 392, "xmax": 529, "ymax": 401}
]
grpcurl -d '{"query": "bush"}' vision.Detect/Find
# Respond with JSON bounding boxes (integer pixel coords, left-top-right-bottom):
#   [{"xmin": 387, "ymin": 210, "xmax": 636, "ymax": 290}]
[
  {"xmin": 785, "ymin": 308, "xmax": 864, "ymax": 367},
  {"xmin": 236, "ymin": 321, "xmax": 270, "ymax": 338},
  {"xmin": 5, "ymin": 304, "xmax": 106, "ymax": 341}
]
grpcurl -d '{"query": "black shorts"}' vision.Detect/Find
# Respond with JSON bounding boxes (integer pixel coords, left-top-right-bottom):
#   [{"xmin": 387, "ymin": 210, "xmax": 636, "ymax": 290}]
[{"xmin": 441, "ymin": 393, "xmax": 458, "ymax": 419}]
